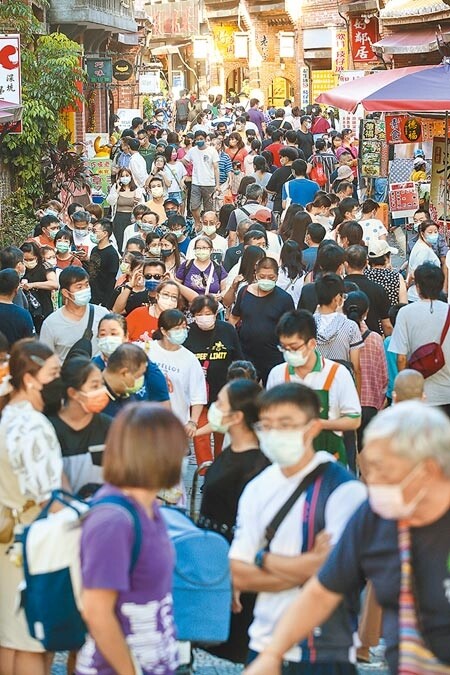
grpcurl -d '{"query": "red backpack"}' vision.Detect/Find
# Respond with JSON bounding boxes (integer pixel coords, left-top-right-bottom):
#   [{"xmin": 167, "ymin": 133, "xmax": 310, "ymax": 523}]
[{"xmin": 310, "ymin": 156, "xmax": 327, "ymax": 187}]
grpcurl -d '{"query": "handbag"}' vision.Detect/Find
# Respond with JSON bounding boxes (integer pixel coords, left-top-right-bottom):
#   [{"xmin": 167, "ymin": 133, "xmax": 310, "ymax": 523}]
[
  {"xmin": 408, "ymin": 308, "xmax": 450, "ymax": 378},
  {"xmin": 0, "ymin": 500, "xmax": 35, "ymax": 544},
  {"xmin": 310, "ymin": 156, "xmax": 327, "ymax": 187},
  {"xmin": 25, "ymin": 290, "xmax": 43, "ymax": 319}
]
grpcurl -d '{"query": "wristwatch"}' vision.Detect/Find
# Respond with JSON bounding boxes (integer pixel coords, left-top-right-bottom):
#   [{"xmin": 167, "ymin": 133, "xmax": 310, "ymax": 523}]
[
  {"xmin": 124, "ymin": 285, "xmax": 132, "ymax": 292},
  {"xmin": 254, "ymin": 549, "xmax": 267, "ymax": 569}
]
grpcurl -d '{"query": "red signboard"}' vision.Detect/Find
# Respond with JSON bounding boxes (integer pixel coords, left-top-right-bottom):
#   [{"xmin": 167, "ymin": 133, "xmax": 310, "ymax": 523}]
[
  {"xmin": 148, "ymin": 0, "xmax": 198, "ymax": 38},
  {"xmin": 385, "ymin": 114, "xmax": 436, "ymax": 144},
  {"xmin": 350, "ymin": 17, "xmax": 378, "ymax": 62},
  {"xmin": 389, "ymin": 182, "xmax": 419, "ymax": 216}
]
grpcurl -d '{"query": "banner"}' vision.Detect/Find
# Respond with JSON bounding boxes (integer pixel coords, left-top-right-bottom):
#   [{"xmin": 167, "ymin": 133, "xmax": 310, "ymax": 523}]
[
  {"xmin": 87, "ymin": 158, "xmax": 112, "ymax": 197},
  {"xmin": 360, "ymin": 118, "xmax": 388, "ymax": 178},
  {"xmin": 332, "ymin": 28, "xmax": 348, "ymax": 73},
  {"xmin": 0, "ymin": 34, "xmax": 22, "ymax": 133},
  {"xmin": 389, "ymin": 181, "xmax": 419, "ymax": 218},
  {"xmin": 385, "ymin": 114, "xmax": 435, "ymax": 144},
  {"xmin": 300, "ymin": 65, "xmax": 310, "ymax": 108},
  {"xmin": 350, "ymin": 17, "xmax": 378, "ymax": 62},
  {"xmin": 86, "ymin": 58, "xmax": 112, "ymax": 84},
  {"xmin": 139, "ymin": 71, "xmax": 161, "ymax": 94},
  {"xmin": 429, "ymin": 137, "xmax": 450, "ymax": 223}
]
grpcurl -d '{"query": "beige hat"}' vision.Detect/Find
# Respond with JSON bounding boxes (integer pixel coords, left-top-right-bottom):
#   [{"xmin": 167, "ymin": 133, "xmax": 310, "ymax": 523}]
[
  {"xmin": 368, "ymin": 239, "xmax": 397, "ymax": 257},
  {"xmin": 336, "ymin": 165, "xmax": 354, "ymax": 180}
]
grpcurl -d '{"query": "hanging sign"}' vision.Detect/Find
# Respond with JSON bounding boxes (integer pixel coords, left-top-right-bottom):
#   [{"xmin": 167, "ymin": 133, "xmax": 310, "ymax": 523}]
[
  {"xmin": 113, "ymin": 60, "xmax": 133, "ymax": 81},
  {"xmin": 0, "ymin": 34, "xmax": 22, "ymax": 133},
  {"xmin": 360, "ymin": 118, "xmax": 388, "ymax": 177},
  {"xmin": 385, "ymin": 114, "xmax": 436, "ymax": 144},
  {"xmin": 86, "ymin": 58, "xmax": 112, "ymax": 84},
  {"xmin": 389, "ymin": 181, "xmax": 419, "ymax": 218},
  {"xmin": 350, "ymin": 17, "xmax": 378, "ymax": 62}
]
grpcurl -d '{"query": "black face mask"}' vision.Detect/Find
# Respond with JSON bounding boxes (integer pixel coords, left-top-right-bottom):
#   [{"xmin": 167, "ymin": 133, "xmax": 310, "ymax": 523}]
[{"xmin": 41, "ymin": 377, "xmax": 65, "ymax": 416}]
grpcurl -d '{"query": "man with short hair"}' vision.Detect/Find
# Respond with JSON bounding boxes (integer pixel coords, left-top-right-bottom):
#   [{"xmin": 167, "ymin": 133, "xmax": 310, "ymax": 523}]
[
  {"xmin": 40, "ymin": 266, "xmax": 109, "ymax": 361},
  {"xmin": 127, "ymin": 138, "xmax": 148, "ymax": 188},
  {"xmin": 230, "ymin": 382, "xmax": 366, "ymax": 671},
  {"xmin": 297, "ymin": 115, "xmax": 314, "ymax": 160},
  {"xmin": 174, "ymin": 90, "xmax": 191, "ymax": 132},
  {"xmin": 226, "ymin": 183, "xmax": 276, "ymax": 246},
  {"xmin": 302, "ymin": 223, "xmax": 326, "ymax": 273},
  {"xmin": 265, "ymin": 129, "xmax": 285, "ymax": 168},
  {"xmin": 0, "ymin": 268, "xmax": 35, "ymax": 345},
  {"xmin": 167, "ymin": 214, "xmax": 190, "ymax": 255},
  {"xmin": 223, "ymin": 218, "xmax": 253, "ymax": 271},
  {"xmin": 389, "ymin": 262, "xmax": 450, "ymax": 412},
  {"xmin": 34, "ymin": 215, "xmax": 61, "ymax": 248},
  {"xmin": 131, "ymin": 116, "xmax": 144, "ymax": 133},
  {"xmin": 247, "ymin": 98, "xmax": 266, "ymax": 138},
  {"xmin": 298, "ymin": 243, "xmax": 346, "ymax": 312},
  {"xmin": 281, "ymin": 158, "xmax": 319, "ymax": 209},
  {"xmin": 181, "ymin": 130, "xmax": 220, "ymax": 231},
  {"xmin": 344, "ymin": 245, "xmax": 392, "ymax": 336},
  {"xmin": 266, "ymin": 147, "xmax": 299, "ymax": 215},
  {"xmin": 267, "ymin": 309, "xmax": 361, "ymax": 461},
  {"xmin": 102, "ymin": 343, "xmax": 149, "ymax": 417},
  {"xmin": 89, "ymin": 219, "xmax": 119, "ymax": 307},
  {"xmin": 335, "ymin": 180, "xmax": 354, "ymax": 201},
  {"xmin": 0, "ymin": 246, "xmax": 28, "ymax": 309},
  {"xmin": 71, "ymin": 210, "xmax": 96, "ymax": 262},
  {"xmin": 137, "ymin": 128, "xmax": 155, "ymax": 173},
  {"xmin": 186, "ymin": 211, "xmax": 228, "ymax": 264},
  {"xmin": 393, "ymin": 369, "xmax": 425, "ymax": 403},
  {"xmin": 267, "ymin": 108, "xmax": 292, "ymax": 134}
]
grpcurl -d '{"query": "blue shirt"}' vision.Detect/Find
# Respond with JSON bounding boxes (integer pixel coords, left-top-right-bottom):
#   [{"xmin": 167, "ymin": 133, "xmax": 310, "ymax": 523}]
[
  {"xmin": 0, "ymin": 302, "xmax": 35, "ymax": 346},
  {"xmin": 282, "ymin": 177, "xmax": 319, "ymax": 207},
  {"xmin": 301, "ymin": 246, "xmax": 319, "ymax": 273},
  {"xmin": 383, "ymin": 335, "xmax": 398, "ymax": 400},
  {"xmin": 92, "ymin": 355, "xmax": 169, "ymax": 404}
]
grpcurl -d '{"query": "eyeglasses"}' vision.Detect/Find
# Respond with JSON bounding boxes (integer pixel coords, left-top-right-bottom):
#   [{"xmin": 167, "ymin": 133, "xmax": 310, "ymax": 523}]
[
  {"xmin": 160, "ymin": 292, "xmax": 178, "ymax": 302},
  {"xmin": 144, "ymin": 273, "xmax": 163, "ymax": 280},
  {"xmin": 277, "ymin": 342, "xmax": 306, "ymax": 354}
]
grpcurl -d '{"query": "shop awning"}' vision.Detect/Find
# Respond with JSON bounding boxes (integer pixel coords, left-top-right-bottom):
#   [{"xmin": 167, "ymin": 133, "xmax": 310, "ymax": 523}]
[
  {"xmin": 0, "ymin": 100, "xmax": 22, "ymax": 123},
  {"xmin": 372, "ymin": 28, "xmax": 450, "ymax": 54},
  {"xmin": 380, "ymin": 0, "xmax": 449, "ymax": 19}
]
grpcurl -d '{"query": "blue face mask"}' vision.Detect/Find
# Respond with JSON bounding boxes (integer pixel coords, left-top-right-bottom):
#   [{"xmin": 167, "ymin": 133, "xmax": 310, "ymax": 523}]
[
  {"xmin": 425, "ymin": 233, "xmax": 439, "ymax": 246},
  {"xmin": 168, "ymin": 328, "xmax": 188, "ymax": 345},
  {"xmin": 196, "ymin": 140, "xmax": 205, "ymax": 148},
  {"xmin": 145, "ymin": 279, "xmax": 159, "ymax": 292}
]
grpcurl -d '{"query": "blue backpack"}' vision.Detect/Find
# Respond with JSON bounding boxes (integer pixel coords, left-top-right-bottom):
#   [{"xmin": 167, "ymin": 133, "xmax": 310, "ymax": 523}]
[
  {"xmin": 20, "ymin": 489, "xmax": 141, "ymax": 652},
  {"xmin": 161, "ymin": 506, "xmax": 231, "ymax": 643}
]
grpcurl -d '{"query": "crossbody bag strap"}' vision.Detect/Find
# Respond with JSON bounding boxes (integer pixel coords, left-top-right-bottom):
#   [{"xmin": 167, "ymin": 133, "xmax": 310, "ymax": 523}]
[
  {"xmin": 82, "ymin": 304, "xmax": 95, "ymax": 341},
  {"xmin": 439, "ymin": 308, "xmax": 450, "ymax": 345},
  {"xmin": 263, "ymin": 462, "xmax": 330, "ymax": 550},
  {"xmin": 323, "ymin": 362, "xmax": 339, "ymax": 392}
]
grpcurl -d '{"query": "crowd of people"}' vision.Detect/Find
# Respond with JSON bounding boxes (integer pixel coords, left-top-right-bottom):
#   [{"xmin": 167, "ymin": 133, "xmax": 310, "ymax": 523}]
[{"xmin": 0, "ymin": 91, "xmax": 449, "ymax": 675}]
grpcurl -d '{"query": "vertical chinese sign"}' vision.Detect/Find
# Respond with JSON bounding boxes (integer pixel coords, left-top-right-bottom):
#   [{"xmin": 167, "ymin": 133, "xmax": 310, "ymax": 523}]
[
  {"xmin": 350, "ymin": 18, "xmax": 378, "ymax": 62},
  {"xmin": 429, "ymin": 138, "xmax": 449, "ymax": 224},
  {"xmin": 0, "ymin": 34, "xmax": 22, "ymax": 133},
  {"xmin": 332, "ymin": 28, "xmax": 348, "ymax": 73}
]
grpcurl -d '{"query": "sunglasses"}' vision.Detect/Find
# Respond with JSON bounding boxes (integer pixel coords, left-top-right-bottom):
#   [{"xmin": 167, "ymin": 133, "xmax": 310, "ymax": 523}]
[{"xmin": 144, "ymin": 273, "xmax": 163, "ymax": 280}]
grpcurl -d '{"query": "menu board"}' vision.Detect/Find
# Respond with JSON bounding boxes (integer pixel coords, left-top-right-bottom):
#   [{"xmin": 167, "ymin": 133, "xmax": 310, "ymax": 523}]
[
  {"xmin": 389, "ymin": 181, "xmax": 419, "ymax": 218},
  {"xmin": 360, "ymin": 118, "xmax": 388, "ymax": 178}
]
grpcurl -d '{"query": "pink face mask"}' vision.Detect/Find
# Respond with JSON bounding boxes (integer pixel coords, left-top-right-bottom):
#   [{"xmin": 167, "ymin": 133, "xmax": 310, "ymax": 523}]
[{"xmin": 194, "ymin": 315, "xmax": 216, "ymax": 331}]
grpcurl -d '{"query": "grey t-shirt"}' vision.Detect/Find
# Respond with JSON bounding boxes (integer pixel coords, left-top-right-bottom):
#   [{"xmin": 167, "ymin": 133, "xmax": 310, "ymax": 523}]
[
  {"xmin": 40, "ymin": 304, "xmax": 109, "ymax": 361},
  {"xmin": 389, "ymin": 299, "xmax": 450, "ymax": 404}
]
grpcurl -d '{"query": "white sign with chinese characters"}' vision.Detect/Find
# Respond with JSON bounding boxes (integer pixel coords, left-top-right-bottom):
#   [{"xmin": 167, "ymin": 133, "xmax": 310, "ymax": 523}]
[{"xmin": 0, "ymin": 34, "xmax": 22, "ymax": 133}]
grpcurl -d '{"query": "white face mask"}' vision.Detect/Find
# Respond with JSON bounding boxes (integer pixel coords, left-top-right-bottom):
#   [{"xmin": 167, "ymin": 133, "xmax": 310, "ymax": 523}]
[
  {"xmin": 195, "ymin": 314, "xmax": 216, "ymax": 331},
  {"xmin": 151, "ymin": 187, "xmax": 164, "ymax": 198},
  {"xmin": 283, "ymin": 348, "xmax": 308, "ymax": 368},
  {"xmin": 368, "ymin": 463, "xmax": 426, "ymax": 520},
  {"xmin": 97, "ymin": 335, "xmax": 123, "ymax": 357},
  {"xmin": 207, "ymin": 402, "xmax": 231, "ymax": 434},
  {"xmin": 256, "ymin": 429, "xmax": 307, "ymax": 467}
]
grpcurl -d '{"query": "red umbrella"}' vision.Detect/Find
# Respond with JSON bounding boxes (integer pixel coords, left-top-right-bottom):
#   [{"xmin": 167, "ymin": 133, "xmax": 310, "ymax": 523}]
[{"xmin": 316, "ymin": 63, "xmax": 450, "ymax": 113}]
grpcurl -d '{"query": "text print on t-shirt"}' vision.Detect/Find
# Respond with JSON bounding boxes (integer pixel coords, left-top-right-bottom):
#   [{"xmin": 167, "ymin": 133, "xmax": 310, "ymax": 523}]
[{"xmin": 197, "ymin": 340, "xmax": 228, "ymax": 362}]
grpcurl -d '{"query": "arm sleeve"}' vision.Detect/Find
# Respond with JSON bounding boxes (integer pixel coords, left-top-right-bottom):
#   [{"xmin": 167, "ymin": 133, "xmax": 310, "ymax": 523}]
[
  {"xmin": 335, "ymin": 367, "xmax": 361, "ymax": 416},
  {"xmin": 388, "ymin": 310, "xmax": 408, "ymax": 356},
  {"xmin": 39, "ymin": 316, "xmax": 55, "ymax": 353},
  {"xmin": 145, "ymin": 361, "xmax": 170, "ymax": 402},
  {"xmin": 231, "ymin": 285, "xmax": 245, "ymax": 317},
  {"xmin": 188, "ymin": 356, "xmax": 208, "ymax": 406},
  {"xmin": 229, "ymin": 482, "xmax": 265, "ymax": 563},
  {"xmin": 226, "ymin": 211, "xmax": 238, "ymax": 233}
]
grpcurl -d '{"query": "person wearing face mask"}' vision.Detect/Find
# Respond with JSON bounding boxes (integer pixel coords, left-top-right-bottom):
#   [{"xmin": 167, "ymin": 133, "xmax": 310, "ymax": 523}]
[
  {"xmin": 296, "ymin": 115, "xmax": 315, "ymax": 160},
  {"xmin": 407, "ymin": 221, "xmax": 442, "ymax": 302},
  {"xmin": 184, "ymin": 295, "xmax": 243, "ymax": 466},
  {"xmin": 70, "ymin": 210, "xmax": 96, "ymax": 263},
  {"xmin": 101, "ymin": 342, "xmax": 148, "ymax": 417},
  {"xmin": 229, "ymin": 258, "xmax": 294, "ymax": 384},
  {"xmin": 160, "ymin": 232, "xmax": 184, "ymax": 276},
  {"xmin": 245, "ymin": 402, "xmax": 450, "ymax": 675},
  {"xmin": 406, "ymin": 209, "xmax": 448, "ymax": 262},
  {"xmin": 20, "ymin": 241, "xmax": 58, "ymax": 331},
  {"xmin": 145, "ymin": 231, "xmax": 162, "ymax": 259},
  {"xmin": 111, "ymin": 253, "xmax": 145, "ymax": 316},
  {"xmin": 198, "ymin": 379, "xmax": 269, "ymax": 664},
  {"xmin": 40, "ymin": 266, "xmax": 109, "ymax": 362},
  {"xmin": 230, "ymin": 382, "xmax": 366, "ymax": 675},
  {"xmin": 146, "ymin": 309, "xmax": 206, "ymax": 438},
  {"xmin": 48, "ymin": 356, "xmax": 111, "ymax": 493},
  {"xmin": 92, "ymin": 313, "xmax": 170, "ymax": 410},
  {"xmin": 180, "ymin": 130, "xmax": 220, "ymax": 232},
  {"xmin": 145, "ymin": 176, "xmax": 167, "ymax": 225},
  {"xmin": 163, "ymin": 145, "xmax": 187, "ymax": 205},
  {"xmin": 186, "ymin": 211, "xmax": 228, "ymax": 264},
  {"xmin": 177, "ymin": 235, "xmax": 228, "ymax": 296},
  {"xmin": 126, "ymin": 279, "xmax": 182, "ymax": 342},
  {"xmin": 168, "ymin": 214, "xmax": 190, "ymax": 255},
  {"xmin": 106, "ymin": 168, "xmax": 145, "ymax": 254},
  {"xmin": 33, "ymin": 214, "xmax": 62, "ymax": 248},
  {"xmin": 0, "ymin": 339, "xmax": 64, "ymax": 675},
  {"xmin": 54, "ymin": 228, "xmax": 83, "ymax": 272},
  {"xmin": 88, "ymin": 219, "xmax": 120, "ymax": 308},
  {"xmin": 0, "ymin": 245, "xmax": 30, "ymax": 311},
  {"xmin": 267, "ymin": 310, "xmax": 361, "ymax": 465}
]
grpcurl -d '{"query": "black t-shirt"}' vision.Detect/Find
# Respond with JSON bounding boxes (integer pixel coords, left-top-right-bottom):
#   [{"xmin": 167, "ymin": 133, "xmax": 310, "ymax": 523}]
[
  {"xmin": 110, "ymin": 285, "xmax": 149, "ymax": 316},
  {"xmin": 297, "ymin": 130, "xmax": 314, "ymax": 160},
  {"xmin": 319, "ymin": 501, "xmax": 450, "ymax": 674},
  {"xmin": 345, "ymin": 273, "xmax": 391, "ymax": 334},
  {"xmin": 232, "ymin": 285, "xmax": 294, "ymax": 381},
  {"xmin": 0, "ymin": 303, "xmax": 34, "ymax": 346},
  {"xmin": 268, "ymin": 119, "xmax": 293, "ymax": 133},
  {"xmin": 200, "ymin": 446, "xmax": 270, "ymax": 537},
  {"xmin": 266, "ymin": 166, "xmax": 294, "ymax": 211},
  {"xmin": 26, "ymin": 264, "xmax": 54, "ymax": 318},
  {"xmin": 89, "ymin": 244, "xmax": 120, "ymax": 308},
  {"xmin": 298, "ymin": 282, "xmax": 318, "ymax": 313},
  {"xmin": 184, "ymin": 320, "xmax": 243, "ymax": 403}
]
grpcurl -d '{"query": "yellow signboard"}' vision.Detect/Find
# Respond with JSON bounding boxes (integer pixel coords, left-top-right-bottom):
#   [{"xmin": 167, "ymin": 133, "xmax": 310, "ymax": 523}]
[{"xmin": 311, "ymin": 71, "xmax": 337, "ymax": 104}]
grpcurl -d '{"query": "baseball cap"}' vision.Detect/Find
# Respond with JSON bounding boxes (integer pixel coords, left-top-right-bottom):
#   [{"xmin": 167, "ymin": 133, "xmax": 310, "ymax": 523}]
[
  {"xmin": 225, "ymin": 103, "xmax": 234, "ymax": 110},
  {"xmin": 368, "ymin": 239, "xmax": 398, "ymax": 257},
  {"xmin": 336, "ymin": 165, "xmax": 354, "ymax": 180},
  {"xmin": 252, "ymin": 208, "xmax": 272, "ymax": 224},
  {"xmin": 414, "ymin": 156, "xmax": 426, "ymax": 167},
  {"xmin": 414, "ymin": 148, "xmax": 425, "ymax": 159},
  {"xmin": 164, "ymin": 197, "xmax": 180, "ymax": 206}
]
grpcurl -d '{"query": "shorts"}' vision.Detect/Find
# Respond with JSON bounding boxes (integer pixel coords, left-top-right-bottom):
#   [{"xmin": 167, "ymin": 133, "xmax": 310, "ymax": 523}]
[{"xmin": 190, "ymin": 184, "xmax": 215, "ymax": 212}]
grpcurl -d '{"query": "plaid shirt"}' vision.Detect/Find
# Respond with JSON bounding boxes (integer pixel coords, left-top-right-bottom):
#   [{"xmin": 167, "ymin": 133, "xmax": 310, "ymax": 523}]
[{"xmin": 360, "ymin": 323, "xmax": 388, "ymax": 409}]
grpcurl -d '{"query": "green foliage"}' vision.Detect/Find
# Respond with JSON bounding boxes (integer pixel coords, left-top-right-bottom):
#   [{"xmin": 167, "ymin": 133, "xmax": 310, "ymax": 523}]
[
  {"xmin": 142, "ymin": 96, "xmax": 153, "ymax": 121},
  {"xmin": 42, "ymin": 137, "xmax": 92, "ymax": 207},
  {"xmin": 0, "ymin": 2, "xmax": 85, "ymax": 214},
  {"xmin": 0, "ymin": 190, "xmax": 36, "ymax": 248}
]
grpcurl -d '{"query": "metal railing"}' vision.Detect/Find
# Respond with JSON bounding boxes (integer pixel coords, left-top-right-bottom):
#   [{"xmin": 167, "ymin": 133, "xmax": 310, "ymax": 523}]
[{"xmin": 73, "ymin": 0, "xmax": 134, "ymax": 17}]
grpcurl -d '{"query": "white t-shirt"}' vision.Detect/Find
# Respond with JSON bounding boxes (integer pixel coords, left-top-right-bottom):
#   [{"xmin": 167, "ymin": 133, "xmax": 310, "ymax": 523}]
[
  {"xmin": 229, "ymin": 452, "xmax": 367, "ymax": 661},
  {"xmin": 166, "ymin": 161, "xmax": 186, "ymax": 193},
  {"xmin": 186, "ymin": 233, "xmax": 228, "ymax": 261},
  {"xmin": 267, "ymin": 354, "xmax": 361, "ymax": 433},
  {"xmin": 40, "ymin": 304, "xmax": 109, "ymax": 362},
  {"xmin": 184, "ymin": 146, "xmax": 219, "ymax": 186},
  {"xmin": 276, "ymin": 268, "xmax": 305, "ymax": 306},
  {"xmin": 359, "ymin": 218, "xmax": 388, "ymax": 246},
  {"xmin": 144, "ymin": 340, "xmax": 207, "ymax": 423},
  {"xmin": 407, "ymin": 239, "xmax": 440, "ymax": 302},
  {"xmin": 129, "ymin": 152, "xmax": 149, "ymax": 188}
]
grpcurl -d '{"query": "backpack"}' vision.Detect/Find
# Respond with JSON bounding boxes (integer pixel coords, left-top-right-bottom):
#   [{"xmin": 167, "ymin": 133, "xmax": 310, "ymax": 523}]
[
  {"xmin": 310, "ymin": 156, "xmax": 327, "ymax": 187},
  {"xmin": 176, "ymin": 98, "xmax": 189, "ymax": 122},
  {"xmin": 160, "ymin": 506, "xmax": 231, "ymax": 643},
  {"xmin": 408, "ymin": 308, "xmax": 450, "ymax": 378},
  {"xmin": 19, "ymin": 490, "xmax": 141, "ymax": 652}
]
